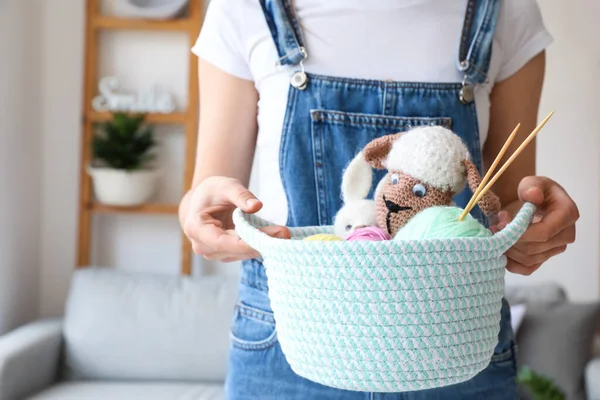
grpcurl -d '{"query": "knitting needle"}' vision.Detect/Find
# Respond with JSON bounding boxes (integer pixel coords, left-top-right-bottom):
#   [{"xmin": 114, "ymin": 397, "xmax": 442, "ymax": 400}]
[
  {"xmin": 458, "ymin": 123, "xmax": 521, "ymax": 221},
  {"xmin": 462, "ymin": 111, "xmax": 555, "ymax": 217}
]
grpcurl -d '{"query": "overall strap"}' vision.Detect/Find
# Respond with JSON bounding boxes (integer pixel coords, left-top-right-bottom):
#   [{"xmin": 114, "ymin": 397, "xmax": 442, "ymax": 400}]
[
  {"xmin": 259, "ymin": 0, "xmax": 307, "ymax": 66},
  {"xmin": 457, "ymin": 0, "xmax": 502, "ymax": 85}
]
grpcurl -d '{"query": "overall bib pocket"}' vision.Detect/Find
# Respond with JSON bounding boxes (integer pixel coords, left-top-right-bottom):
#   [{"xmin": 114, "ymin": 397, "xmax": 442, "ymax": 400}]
[
  {"xmin": 310, "ymin": 109, "xmax": 452, "ymax": 225},
  {"xmin": 230, "ymin": 302, "xmax": 278, "ymax": 351}
]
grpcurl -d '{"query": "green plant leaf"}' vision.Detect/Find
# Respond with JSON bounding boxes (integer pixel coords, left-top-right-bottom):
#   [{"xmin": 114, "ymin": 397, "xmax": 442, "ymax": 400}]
[
  {"xmin": 517, "ymin": 366, "xmax": 565, "ymax": 400},
  {"xmin": 91, "ymin": 112, "xmax": 156, "ymax": 171}
]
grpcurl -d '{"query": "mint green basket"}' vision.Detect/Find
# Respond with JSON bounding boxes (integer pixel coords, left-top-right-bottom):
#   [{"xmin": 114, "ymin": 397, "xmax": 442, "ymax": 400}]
[{"xmin": 232, "ymin": 203, "xmax": 535, "ymax": 393}]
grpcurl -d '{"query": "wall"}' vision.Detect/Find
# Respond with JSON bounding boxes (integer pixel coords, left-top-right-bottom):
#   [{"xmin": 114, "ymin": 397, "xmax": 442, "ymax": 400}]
[
  {"xmin": 0, "ymin": 0, "xmax": 42, "ymax": 333},
  {"xmin": 503, "ymin": 0, "xmax": 600, "ymax": 302},
  {"xmin": 38, "ymin": 0, "xmax": 600, "ymax": 317},
  {"xmin": 39, "ymin": 0, "xmax": 85, "ymax": 317}
]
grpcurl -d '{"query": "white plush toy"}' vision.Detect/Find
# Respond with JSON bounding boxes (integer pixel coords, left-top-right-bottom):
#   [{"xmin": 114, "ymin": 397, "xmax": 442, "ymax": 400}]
[{"xmin": 333, "ymin": 151, "xmax": 378, "ymax": 239}]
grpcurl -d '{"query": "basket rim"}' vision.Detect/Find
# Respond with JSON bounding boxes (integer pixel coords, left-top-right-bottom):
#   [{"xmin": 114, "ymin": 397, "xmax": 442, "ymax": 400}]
[{"xmin": 233, "ymin": 203, "xmax": 536, "ymax": 257}]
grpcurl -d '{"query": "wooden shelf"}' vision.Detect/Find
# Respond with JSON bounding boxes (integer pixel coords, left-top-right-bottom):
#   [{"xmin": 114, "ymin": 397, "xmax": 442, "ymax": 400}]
[
  {"xmin": 92, "ymin": 16, "xmax": 194, "ymax": 31},
  {"xmin": 87, "ymin": 111, "xmax": 188, "ymax": 124},
  {"xmin": 77, "ymin": 0, "xmax": 203, "ymax": 275},
  {"xmin": 89, "ymin": 203, "xmax": 179, "ymax": 214}
]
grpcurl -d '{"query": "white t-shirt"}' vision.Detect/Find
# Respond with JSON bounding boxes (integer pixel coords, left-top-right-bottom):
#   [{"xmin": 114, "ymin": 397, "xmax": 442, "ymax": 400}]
[{"xmin": 192, "ymin": 0, "xmax": 553, "ymax": 226}]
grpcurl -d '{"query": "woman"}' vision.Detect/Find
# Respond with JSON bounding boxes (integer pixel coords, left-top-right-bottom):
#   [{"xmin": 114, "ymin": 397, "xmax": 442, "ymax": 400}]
[{"xmin": 180, "ymin": 0, "xmax": 579, "ymax": 398}]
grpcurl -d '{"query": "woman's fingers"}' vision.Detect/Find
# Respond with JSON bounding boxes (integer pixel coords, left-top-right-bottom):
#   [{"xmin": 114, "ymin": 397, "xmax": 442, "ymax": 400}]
[
  {"xmin": 197, "ymin": 225, "xmax": 257, "ymax": 255},
  {"xmin": 198, "ymin": 211, "xmax": 223, "ymax": 228},
  {"xmin": 225, "ymin": 183, "xmax": 263, "ymax": 213},
  {"xmin": 194, "ymin": 226, "xmax": 291, "ymax": 259},
  {"xmin": 260, "ymin": 225, "xmax": 292, "ymax": 239},
  {"xmin": 183, "ymin": 177, "xmax": 295, "ymax": 263},
  {"xmin": 505, "ymin": 244, "xmax": 567, "ymax": 275},
  {"xmin": 513, "ymin": 225, "xmax": 575, "ymax": 255},
  {"xmin": 191, "ymin": 225, "xmax": 292, "ymax": 262},
  {"xmin": 198, "ymin": 177, "xmax": 263, "ymax": 213}
]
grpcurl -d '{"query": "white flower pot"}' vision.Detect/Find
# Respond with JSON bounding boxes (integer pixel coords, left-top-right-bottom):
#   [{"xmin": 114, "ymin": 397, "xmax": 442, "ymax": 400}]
[
  {"xmin": 114, "ymin": 0, "xmax": 189, "ymax": 20},
  {"xmin": 87, "ymin": 166, "xmax": 161, "ymax": 207}
]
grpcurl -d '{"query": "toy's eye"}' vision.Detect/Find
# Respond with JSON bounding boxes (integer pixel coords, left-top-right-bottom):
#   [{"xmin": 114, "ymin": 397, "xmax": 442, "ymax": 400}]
[
  {"xmin": 412, "ymin": 184, "xmax": 426, "ymax": 198},
  {"xmin": 390, "ymin": 173, "xmax": 400, "ymax": 185},
  {"xmin": 345, "ymin": 224, "xmax": 352, "ymax": 231}
]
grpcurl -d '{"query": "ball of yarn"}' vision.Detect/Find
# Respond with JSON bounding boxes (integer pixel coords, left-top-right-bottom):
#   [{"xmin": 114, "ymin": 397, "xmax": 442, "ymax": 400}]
[
  {"xmin": 304, "ymin": 233, "xmax": 342, "ymax": 241},
  {"xmin": 394, "ymin": 206, "xmax": 492, "ymax": 240},
  {"xmin": 346, "ymin": 226, "xmax": 391, "ymax": 241}
]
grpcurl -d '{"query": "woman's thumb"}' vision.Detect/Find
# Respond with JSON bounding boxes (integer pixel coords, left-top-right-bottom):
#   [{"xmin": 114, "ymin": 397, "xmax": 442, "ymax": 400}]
[
  {"xmin": 228, "ymin": 184, "xmax": 262, "ymax": 213},
  {"xmin": 517, "ymin": 176, "xmax": 547, "ymax": 205}
]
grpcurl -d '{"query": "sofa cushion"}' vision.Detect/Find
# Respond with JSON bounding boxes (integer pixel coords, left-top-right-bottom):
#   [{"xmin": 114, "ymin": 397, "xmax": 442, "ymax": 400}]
[
  {"xmin": 509, "ymin": 303, "xmax": 527, "ymax": 333},
  {"xmin": 26, "ymin": 382, "xmax": 224, "ymax": 400},
  {"xmin": 515, "ymin": 301, "xmax": 600, "ymax": 400},
  {"xmin": 504, "ymin": 282, "xmax": 567, "ymax": 306},
  {"xmin": 62, "ymin": 268, "xmax": 238, "ymax": 382}
]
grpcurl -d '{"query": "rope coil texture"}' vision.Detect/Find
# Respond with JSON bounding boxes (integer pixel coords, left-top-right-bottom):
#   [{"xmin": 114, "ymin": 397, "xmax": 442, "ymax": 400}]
[{"xmin": 233, "ymin": 203, "xmax": 536, "ymax": 392}]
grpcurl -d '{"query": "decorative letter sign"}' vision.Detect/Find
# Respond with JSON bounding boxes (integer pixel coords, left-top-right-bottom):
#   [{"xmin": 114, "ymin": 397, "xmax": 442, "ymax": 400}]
[{"xmin": 92, "ymin": 77, "xmax": 176, "ymax": 114}]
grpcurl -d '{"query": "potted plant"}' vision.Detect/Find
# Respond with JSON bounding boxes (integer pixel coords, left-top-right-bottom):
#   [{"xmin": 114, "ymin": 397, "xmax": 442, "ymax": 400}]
[
  {"xmin": 517, "ymin": 366, "xmax": 565, "ymax": 400},
  {"xmin": 87, "ymin": 112, "xmax": 160, "ymax": 207}
]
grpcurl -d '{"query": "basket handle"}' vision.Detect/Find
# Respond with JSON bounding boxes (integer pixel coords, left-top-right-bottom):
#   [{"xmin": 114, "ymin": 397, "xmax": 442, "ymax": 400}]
[
  {"xmin": 232, "ymin": 208, "xmax": 278, "ymax": 258},
  {"xmin": 492, "ymin": 202, "xmax": 537, "ymax": 254}
]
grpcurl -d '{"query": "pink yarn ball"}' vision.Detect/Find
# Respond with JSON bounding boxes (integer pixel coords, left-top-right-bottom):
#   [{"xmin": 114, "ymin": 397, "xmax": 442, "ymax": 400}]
[{"xmin": 346, "ymin": 226, "xmax": 391, "ymax": 241}]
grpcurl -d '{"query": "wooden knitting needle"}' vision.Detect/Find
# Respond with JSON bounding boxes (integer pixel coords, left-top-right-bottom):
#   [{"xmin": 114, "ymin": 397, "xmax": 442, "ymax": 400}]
[
  {"xmin": 458, "ymin": 123, "xmax": 521, "ymax": 221},
  {"xmin": 462, "ymin": 111, "xmax": 555, "ymax": 218}
]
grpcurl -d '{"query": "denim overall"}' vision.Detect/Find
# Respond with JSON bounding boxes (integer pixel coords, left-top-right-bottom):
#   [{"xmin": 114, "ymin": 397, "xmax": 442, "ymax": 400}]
[{"xmin": 226, "ymin": 0, "xmax": 518, "ymax": 398}]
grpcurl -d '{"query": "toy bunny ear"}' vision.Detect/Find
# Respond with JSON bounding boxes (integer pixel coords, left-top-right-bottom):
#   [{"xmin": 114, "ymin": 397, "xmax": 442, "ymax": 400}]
[
  {"xmin": 341, "ymin": 151, "xmax": 373, "ymax": 202},
  {"xmin": 363, "ymin": 133, "xmax": 403, "ymax": 169}
]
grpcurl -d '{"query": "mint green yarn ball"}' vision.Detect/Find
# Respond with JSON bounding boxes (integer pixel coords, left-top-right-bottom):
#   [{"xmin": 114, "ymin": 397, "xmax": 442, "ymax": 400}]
[{"xmin": 394, "ymin": 206, "xmax": 493, "ymax": 240}]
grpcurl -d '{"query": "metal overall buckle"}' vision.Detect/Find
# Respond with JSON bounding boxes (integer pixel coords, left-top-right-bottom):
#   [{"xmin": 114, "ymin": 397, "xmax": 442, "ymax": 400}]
[
  {"xmin": 290, "ymin": 47, "xmax": 309, "ymax": 90},
  {"xmin": 458, "ymin": 60, "xmax": 489, "ymax": 104},
  {"xmin": 459, "ymin": 74, "xmax": 475, "ymax": 104}
]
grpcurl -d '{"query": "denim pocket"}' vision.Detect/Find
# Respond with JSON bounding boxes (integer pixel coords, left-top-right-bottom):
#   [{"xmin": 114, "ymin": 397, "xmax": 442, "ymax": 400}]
[
  {"xmin": 489, "ymin": 339, "xmax": 517, "ymax": 369},
  {"xmin": 230, "ymin": 302, "xmax": 278, "ymax": 351},
  {"xmin": 309, "ymin": 109, "xmax": 452, "ymax": 225}
]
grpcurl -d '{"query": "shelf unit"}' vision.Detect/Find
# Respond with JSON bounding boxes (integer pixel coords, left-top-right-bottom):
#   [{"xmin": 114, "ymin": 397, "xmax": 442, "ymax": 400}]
[{"xmin": 76, "ymin": 0, "xmax": 203, "ymax": 275}]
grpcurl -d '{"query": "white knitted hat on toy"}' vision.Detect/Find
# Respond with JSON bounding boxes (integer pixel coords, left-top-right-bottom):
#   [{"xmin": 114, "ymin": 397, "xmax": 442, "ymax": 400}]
[{"xmin": 383, "ymin": 126, "xmax": 470, "ymax": 193}]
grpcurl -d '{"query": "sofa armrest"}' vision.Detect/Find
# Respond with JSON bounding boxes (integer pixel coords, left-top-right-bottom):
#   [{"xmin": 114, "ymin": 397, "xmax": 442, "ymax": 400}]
[
  {"xmin": 586, "ymin": 358, "xmax": 600, "ymax": 400},
  {"xmin": 0, "ymin": 319, "xmax": 63, "ymax": 400}
]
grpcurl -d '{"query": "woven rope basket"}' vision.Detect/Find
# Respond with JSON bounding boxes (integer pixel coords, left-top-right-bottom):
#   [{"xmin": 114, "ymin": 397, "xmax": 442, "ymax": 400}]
[{"xmin": 233, "ymin": 202, "xmax": 536, "ymax": 393}]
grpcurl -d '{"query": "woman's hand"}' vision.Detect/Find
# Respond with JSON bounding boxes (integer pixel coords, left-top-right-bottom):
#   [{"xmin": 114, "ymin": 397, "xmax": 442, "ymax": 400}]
[
  {"xmin": 490, "ymin": 176, "xmax": 579, "ymax": 275},
  {"xmin": 183, "ymin": 176, "xmax": 291, "ymax": 263},
  {"xmin": 179, "ymin": 61, "xmax": 290, "ymax": 263},
  {"xmin": 482, "ymin": 51, "xmax": 577, "ymax": 274}
]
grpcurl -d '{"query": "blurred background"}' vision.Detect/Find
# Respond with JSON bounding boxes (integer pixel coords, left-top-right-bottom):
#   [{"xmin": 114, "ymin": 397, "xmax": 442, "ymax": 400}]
[
  {"xmin": 1, "ymin": 0, "xmax": 221, "ymax": 330},
  {"xmin": 0, "ymin": 1, "xmax": 599, "ymax": 399}
]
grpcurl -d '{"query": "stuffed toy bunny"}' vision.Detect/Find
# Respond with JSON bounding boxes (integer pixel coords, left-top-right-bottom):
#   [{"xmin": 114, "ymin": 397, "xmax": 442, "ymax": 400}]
[
  {"xmin": 362, "ymin": 125, "xmax": 501, "ymax": 237},
  {"xmin": 333, "ymin": 151, "xmax": 379, "ymax": 239}
]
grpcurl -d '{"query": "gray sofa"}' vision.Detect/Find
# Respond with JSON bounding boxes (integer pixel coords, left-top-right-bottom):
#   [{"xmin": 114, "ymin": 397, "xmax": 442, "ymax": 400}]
[
  {"xmin": 0, "ymin": 268, "xmax": 238, "ymax": 400},
  {"xmin": 505, "ymin": 283, "xmax": 600, "ymax": 400},
  {"xmin": 0, "ymin": 267, "xmax": 598, "ymax": 400}
]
